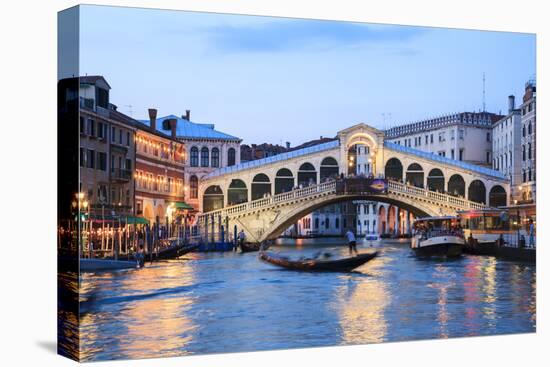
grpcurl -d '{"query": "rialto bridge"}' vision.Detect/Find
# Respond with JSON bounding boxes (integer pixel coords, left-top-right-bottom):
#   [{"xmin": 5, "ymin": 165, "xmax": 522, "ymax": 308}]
[{"xmin": 195, "ymin": 124, "xmax": 510, "ymax": 243}]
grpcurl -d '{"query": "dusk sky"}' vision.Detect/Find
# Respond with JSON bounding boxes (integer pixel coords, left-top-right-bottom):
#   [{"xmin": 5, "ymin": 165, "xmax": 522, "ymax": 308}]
[{"xmin": 79, "ymin": 5, "xmax": 535, "ymax": 146}]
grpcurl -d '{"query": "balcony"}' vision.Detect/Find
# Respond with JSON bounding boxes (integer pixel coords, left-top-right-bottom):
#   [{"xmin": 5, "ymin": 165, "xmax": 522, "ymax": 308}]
[{"xmin": 111, "ymin": 168, "xmax": 132, "ymax": 182}]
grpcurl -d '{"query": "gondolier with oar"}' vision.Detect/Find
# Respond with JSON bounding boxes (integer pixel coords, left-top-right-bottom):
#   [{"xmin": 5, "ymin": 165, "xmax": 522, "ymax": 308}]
[
  {"xmin": 238, "ymin": 229, "xmax": 246, "ymax": 250},
  {"xmin": 346, "ymin": 229, "xmax": 358, "ymax": 255}
]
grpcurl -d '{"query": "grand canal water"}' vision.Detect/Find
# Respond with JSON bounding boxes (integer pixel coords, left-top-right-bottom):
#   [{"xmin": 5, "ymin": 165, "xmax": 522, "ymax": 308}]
[{"xmin": 71, "ymin": 238, "xmax": 536, "ymax": 361}]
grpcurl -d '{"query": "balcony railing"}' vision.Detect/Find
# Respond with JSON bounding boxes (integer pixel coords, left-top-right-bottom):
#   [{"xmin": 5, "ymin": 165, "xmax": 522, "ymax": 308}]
[{"xmin": 111, "ymin": 168, "xmax": 132, "ymax": 182}]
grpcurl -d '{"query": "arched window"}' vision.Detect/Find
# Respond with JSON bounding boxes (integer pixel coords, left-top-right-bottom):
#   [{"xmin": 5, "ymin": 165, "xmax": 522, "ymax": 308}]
[
  {"xmin": 251, "ymin": 173, "xmax": 271, "ymax": 200},
  {"xmin": 320, "ymin": 157, "xmax": 339, "ymax": 181},
  {"xmin": 190, "ymin": 147, "xmax": 199, "ymax": 167},
  {"xmin": 190, "ymin": 175, "xmax": 198, "ymax": 199},
  {"xmin": 522, "ymin": 125, "xmax": 526, "ymax": 137},
  {"xmin": 405, "ymin": 163, "xmax": 424, "ymax": 188},
  {"xmin": 275, "ymin": 168, "xmax": 294, "ymax": 194},
  {"xmin": 528, "ymin": 122, "xmax": 532, "ymax": 135},
  {"xmin": 468, "ymin": 180, "xmax": 486, "ymax": 204},
  {"xmin": 228, "ymin": 179, "xmax": 248, "ymax": 205},
  {"xmin": 528, "ymin": 143, "xmax": 532, "ymax": 159},
  {"xmin": 522, "ymin": 145, "xmax": 526, "ymax": 161},
  {"xmin": 298, "ymin": 162, "xmax": 317, "ymax": 187},
  {"xmin": 489, "ymin": 185, "xmax": 506, "ymax": 207},
  {"xmin": 227, "ymin": 148, "xmax": 236, "ymax": 166},
  {"xmin": 385, "ymin": 158, "xmax": 403, "ymax": 182},
  {"xmin": 211, "ymin": 147, "xmax": 220, "ymax": 167},
  {"xmin": 200, "ymin": 147, "xmax": 209, "ymax": 167}
]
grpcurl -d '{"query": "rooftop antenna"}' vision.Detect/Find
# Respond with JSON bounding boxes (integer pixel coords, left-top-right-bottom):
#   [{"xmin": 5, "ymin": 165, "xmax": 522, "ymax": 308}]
[
  {"xmin": 482, "ymin": 72, "xmax": 486, "ymax": 112},
  {"xmin": 124, "ymin": 104, "xmax": 133, "ymax": 116}
]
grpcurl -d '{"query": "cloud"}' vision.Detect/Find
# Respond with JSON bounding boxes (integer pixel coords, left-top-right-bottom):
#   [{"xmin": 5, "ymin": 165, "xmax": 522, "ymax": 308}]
[{"xmin": 204, "ymin": 19, "xmax": 425, "ymax": 53}]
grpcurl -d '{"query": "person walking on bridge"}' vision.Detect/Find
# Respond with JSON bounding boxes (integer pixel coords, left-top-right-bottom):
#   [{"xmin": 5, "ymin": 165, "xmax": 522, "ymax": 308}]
[{"xmin": 346, "ymin": 229, "xmax": 358, "ymax": 255}]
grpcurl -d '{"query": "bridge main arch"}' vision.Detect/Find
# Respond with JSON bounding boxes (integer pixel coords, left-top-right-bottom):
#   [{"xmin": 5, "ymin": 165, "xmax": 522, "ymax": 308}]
[{"xmin": 256, "ymin": 194, "xmax": 437, "ymax": 242}]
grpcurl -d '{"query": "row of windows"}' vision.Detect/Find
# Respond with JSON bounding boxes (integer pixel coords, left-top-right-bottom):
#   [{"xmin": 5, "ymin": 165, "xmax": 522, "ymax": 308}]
[
  {"xmin": 80, "ymin": 148, "xmax": 132, "ymax": 173},
  {"xmin": 80, "ymin": 116, "xmax": 132, "ymax": 147},
  {"xmin": 136, "ymin": 137, "xmax": 184, "ymax": 163},
  {"xmin": 79, "ymin": 183, "xmax": 131, "ymax": 207},
  {"xmin": 190, "ymin": 147, "xmax": 236, "ymax": 168},
  {"xmin": 395, "ymin": 129, "xmax": 470, "ymax": 148},
  {"xmin": 135, "ymin": 170, "xmax": 184, "ymax": 194},
  {"xmin": 357, "ymin": 203, "xmax": 378, "ymax": 215},
  {"xmin": 521, "ymin": 101, "xmax": 535, "ymax": 116},
  {"xmin": 522, "ymin": 169, "xmax": 535, "ymax": 183},
  {"xmin": 522, "ymin": 121, "xmax": 534, "ymax": 138},
  {"xmin": 522, "ymin": 143, "xmax": 533, "ymax": 162}
]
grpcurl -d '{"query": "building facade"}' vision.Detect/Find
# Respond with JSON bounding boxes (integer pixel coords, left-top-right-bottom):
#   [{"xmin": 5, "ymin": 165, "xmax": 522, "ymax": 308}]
[
  {"xmin": 492, "ymin": 95, "xmax": 522, "ymax": 202},
  {"xmin": 134, "ymin": 109, "xmax": 187, "ymax": 226},
  {"xmin": 139, "ymin": 111, "xmax": 242, "ymax": 211},
  {"xmin": 385, "ymin": 112, "xmax": 503, "ymax": 166},
  {"xmin": 518, "ymin": 81, "xmax": 536, "ymax": 204},
  {"xmin": 79, "ymin": 76, "xmax": 135, "ymax": 218}
]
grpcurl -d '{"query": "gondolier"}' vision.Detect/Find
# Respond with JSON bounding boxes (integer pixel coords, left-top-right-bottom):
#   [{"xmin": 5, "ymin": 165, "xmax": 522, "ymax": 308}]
[
  {"xmin": 238, "ymin": 230, "xmax": 246, "ymax": 250},
  {"xmin": 346, "ymin": 229, "xmax": 358, "ymax": 255}
]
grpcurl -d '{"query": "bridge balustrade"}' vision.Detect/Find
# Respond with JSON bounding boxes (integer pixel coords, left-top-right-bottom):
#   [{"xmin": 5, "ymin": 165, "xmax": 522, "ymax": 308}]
[{"xmin": 198, "ymin": 177, "xmax": 492, "ymax": 222}]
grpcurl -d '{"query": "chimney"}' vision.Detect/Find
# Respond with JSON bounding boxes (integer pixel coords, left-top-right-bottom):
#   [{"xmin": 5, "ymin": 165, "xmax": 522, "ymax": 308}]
[
  {"xmin": 285, "ymin": 141, "xmax": 291, "ymax": 149},
  {"xmin": 508, "ymin": 95, "xmax": 515, "ymax": 113},
  {"xmin": 148, "ymin": 108, "xmax": 157, "ymax": 130},
  {"xmin": 182, "ymin": 109, "xmax": 190, "ymax": 120},
  {"xmin": 167, "ymin": 118, "xmax": 178, "ymax": 139}
]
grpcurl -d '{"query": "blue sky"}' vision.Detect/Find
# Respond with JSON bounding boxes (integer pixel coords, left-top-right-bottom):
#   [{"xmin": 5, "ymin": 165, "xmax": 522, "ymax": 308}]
[{"xmin": 79, "ymin": 5, "xmax": 535, "ymax": 146}]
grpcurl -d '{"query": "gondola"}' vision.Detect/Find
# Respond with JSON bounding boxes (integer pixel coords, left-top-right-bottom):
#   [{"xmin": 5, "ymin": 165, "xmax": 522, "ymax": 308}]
[
  {"xmin": 240, "ymin": 242, "xmax": 261, "ymax": 253},
  {"xmin": 259, "ymin": 251, "xmax": 378, "ymax": 272},
  {"xmin": 156, "ymin": 242, "xmax": 199, "ymax": 260}
]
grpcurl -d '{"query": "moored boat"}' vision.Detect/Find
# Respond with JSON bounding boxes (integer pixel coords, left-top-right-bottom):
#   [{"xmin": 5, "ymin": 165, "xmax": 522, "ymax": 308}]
[
  {"xmin": 80, "ymin": 258, "xmax": 143, "ymax": 272},
  {"xmin": 259, "ymin": 250, "xmax": 378, "ymax": 272},
  {"xmin": 411, "ymin": 216, "xmax": 464, "ymax": 257},
  {"xmin": 240, "ymin": 242, "xmax": 261, "ymax": 253},
  {"xmin": 155, "ymin": 239, "xmax": 199, "ymax": 260}
]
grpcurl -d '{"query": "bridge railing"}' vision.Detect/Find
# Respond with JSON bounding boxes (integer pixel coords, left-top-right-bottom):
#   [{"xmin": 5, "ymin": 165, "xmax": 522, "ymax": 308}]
[
  {"xmin": 198, "ymin": 178, "xmax": 490, "ymax": 222},
  {"xmin": 198, "ymin": 180, "xmax": 337, "ymax": 223}
]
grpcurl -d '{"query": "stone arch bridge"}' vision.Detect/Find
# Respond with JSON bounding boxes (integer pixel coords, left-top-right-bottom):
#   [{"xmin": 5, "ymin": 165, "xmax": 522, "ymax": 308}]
[{"xmin": 196, "ymin": 124, "xmax": 509, "ymax": 243}]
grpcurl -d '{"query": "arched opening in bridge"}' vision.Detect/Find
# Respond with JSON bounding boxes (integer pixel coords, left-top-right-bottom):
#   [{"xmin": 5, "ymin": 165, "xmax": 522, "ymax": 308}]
[
  {"xmin": 385, "ymin": 158, "xmax": 403, "ymax": 182},
  {"xmin": 427, "ymin": 168, "xmax": 444, "ymax": 192},
  {"xmin": 297, "ymin": 162, "xmax": 317, "ymax": 187},
  {"xmin": 448, "ymin": 174, "xmax": 465, "ymax": 197},
  {"xmin": 468, "ymin": 180, "xmax": 486, "ymax": 204},
  {"xmin": 275, "ymin": 168, "xmax": 294, "ymax": 194},
  {"xmin": 406, "ymin": 163, "xmax": 424, "ymax": 188},
  {"xmin": 320, "ymin": 157, "xmax": 339, "ymax": 182},
  {"xmin": 489, "ymin": 185, "xmax": 507, "ymax": 207},
  {"xmin": 251, "ymin": 173, "xmax": 271, "ymax": 200},
  {"xmin": 228, "ymin": 179, "xmax": 248, "ymax": 205},
  {"xmin": 203, "ymin": 185, "xmax": 224, "ymax": 212}
]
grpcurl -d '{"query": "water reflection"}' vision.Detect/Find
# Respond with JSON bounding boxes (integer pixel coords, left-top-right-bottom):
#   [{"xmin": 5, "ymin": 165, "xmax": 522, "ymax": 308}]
[
  {"xmin": 71, "ymin": 240, "xmax": 535, "ymax": 361},
  {"xmin": 79, "ymin": 260, "xmax": 197, "ymax": 361},
  {"xmin": 335, "ymin": 255, "xmax": 390, "ymax": 344}
]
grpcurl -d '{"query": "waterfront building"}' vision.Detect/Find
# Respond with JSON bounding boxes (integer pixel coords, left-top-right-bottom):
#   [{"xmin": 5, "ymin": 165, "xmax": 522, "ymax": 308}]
[
  {"xmin": 492, "ymin": 95, "xmax": 522, "ymax": 202},
  {"xmin": 139, "ymin": 111, "xmax": 242, "ymax": 211},
  {"xmin": 385, "ymin": 112, "xmax": 503, "ymax": 167},
  {"xmin": 354, "ymin": 201, "xmax": 379, "ymax": 235},
  {"xmin": 518, "ymin": 80, "xmax": 536, "ymax": 204},
  {"xmin": 79, "ymin": 76, "xmax": 135, "ymax": 218},
  {"xmin": 133, "ymin": 109, "xmax": 187, "ymax": 226}
]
